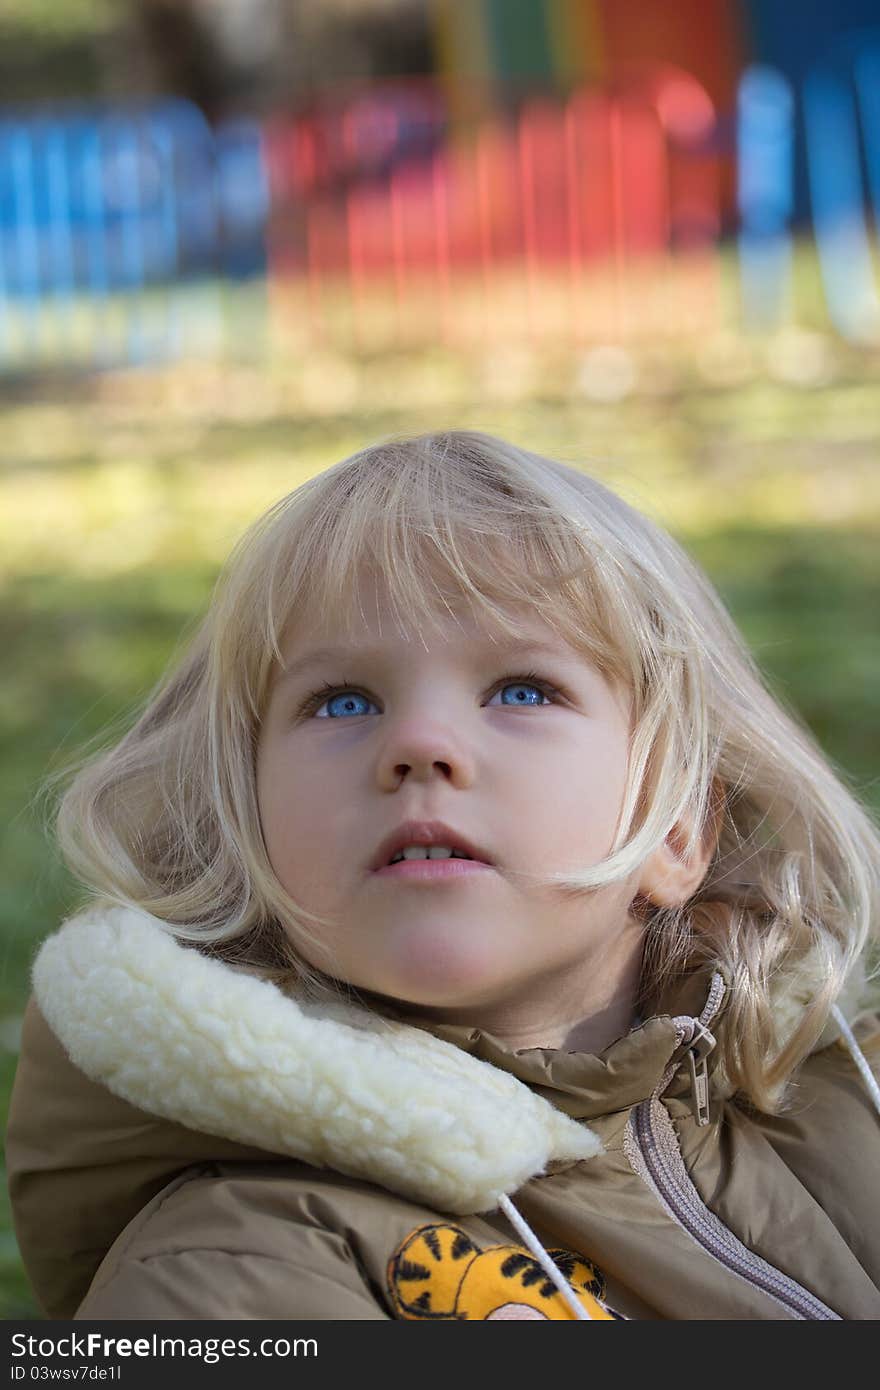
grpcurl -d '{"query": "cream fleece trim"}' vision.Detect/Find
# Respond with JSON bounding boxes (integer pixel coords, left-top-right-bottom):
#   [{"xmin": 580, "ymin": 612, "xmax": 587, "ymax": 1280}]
[{"xmin": 31, "ymin": 904, "xmax": 601, "ymax": 1216}]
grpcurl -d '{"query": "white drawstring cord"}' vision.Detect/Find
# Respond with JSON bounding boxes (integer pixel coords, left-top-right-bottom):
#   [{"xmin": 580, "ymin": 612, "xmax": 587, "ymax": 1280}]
[
  {"xmin": 831, "ymin": 1004, "xmax": 880, "ymax": 1118},
  {"xmin": 497, "ymin": 1192, "xmax": 592, "ymax": 1320}
]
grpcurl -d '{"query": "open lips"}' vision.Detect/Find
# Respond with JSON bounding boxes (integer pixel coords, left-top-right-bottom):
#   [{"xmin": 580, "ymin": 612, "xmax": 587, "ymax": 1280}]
[{"xmin": 371, "ymin": 821, "xmax": 494, "ymax": 871}]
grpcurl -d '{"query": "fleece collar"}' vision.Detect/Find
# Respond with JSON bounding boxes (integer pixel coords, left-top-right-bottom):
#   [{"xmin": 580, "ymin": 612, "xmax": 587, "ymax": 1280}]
[{"xmin": 32, "ymin": 903, "xmax": 603, "ymax": 1216}]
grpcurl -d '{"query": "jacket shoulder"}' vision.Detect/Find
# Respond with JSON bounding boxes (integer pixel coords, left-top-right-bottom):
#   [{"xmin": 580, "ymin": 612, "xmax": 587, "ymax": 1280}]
[
  {"xmin": 77, "ymin": 1162, "xmax": 398, "ymax": 1320},
  {"xmin": 6, "ymin": 997, "xmax": 285, "ymax": 1317}
]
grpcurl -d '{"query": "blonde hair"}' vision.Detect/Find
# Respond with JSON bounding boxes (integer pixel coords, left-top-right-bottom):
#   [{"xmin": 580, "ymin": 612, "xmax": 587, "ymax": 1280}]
[{"xmin": 48, "ymin": 430, "xmax": 880, "ymax": 1110}]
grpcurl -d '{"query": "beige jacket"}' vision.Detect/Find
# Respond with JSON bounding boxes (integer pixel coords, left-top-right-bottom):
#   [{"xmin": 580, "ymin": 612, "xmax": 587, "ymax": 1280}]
[{"xmin": 6, "ymin": 902, "xmax": 880, "ymax": 1320}]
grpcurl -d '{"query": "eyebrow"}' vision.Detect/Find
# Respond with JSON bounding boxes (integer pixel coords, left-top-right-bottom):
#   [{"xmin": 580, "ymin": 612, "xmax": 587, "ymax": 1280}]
[{"xmin": 272, "ymin": 638, "xmax": 580, "ymax": 690}]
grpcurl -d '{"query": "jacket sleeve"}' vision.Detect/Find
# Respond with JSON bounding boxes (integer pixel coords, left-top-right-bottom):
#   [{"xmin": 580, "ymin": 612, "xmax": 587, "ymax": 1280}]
[{"xmin": 74, "ymin": 1168, "xmax": 391, "ymax": 1321}]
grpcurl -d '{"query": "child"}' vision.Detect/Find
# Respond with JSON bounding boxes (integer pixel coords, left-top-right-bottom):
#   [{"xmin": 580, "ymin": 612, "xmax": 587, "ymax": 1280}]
[{"xmin": 7, "ymin": 429, "xmax": 880, "ymax": 1321}]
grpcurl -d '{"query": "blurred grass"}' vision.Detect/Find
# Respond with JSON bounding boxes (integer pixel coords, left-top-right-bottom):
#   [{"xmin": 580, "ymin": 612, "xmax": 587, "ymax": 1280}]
[
  {"xmin": 0, "ymin": 0, "xmax": 117, "ymax": 105},
  {"xmin": 1, "ymin": 332, "xmax": 879, "ymax": 1318}
]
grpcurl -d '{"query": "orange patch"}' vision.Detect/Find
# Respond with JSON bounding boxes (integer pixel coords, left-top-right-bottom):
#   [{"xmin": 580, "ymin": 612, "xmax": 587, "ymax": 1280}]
[{"xmin": 387, "ymin": 1223, "xmax": 614, "ymax": 1320}]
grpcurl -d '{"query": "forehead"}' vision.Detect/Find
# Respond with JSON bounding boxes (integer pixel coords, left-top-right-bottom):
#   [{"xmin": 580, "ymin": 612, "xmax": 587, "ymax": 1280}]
[
  {"xmin": 280, "ymin": 565, "xmax": 571, "ymax": 658},
  {"xmin": 268, "ymin": 571, "xmax": 634, "ymax": 732}
]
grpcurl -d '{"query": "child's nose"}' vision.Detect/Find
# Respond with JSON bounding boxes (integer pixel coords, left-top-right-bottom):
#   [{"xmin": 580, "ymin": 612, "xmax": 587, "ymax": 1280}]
[{"xmin": 374, "ymin": 717, "xmax": 477, "ymax": 791}]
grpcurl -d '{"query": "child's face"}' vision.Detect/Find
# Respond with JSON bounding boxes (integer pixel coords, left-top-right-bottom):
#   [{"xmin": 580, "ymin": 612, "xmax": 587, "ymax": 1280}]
[{"xmin": 256, "ymin": 572, "xmax": 643, "ymax": 1028}]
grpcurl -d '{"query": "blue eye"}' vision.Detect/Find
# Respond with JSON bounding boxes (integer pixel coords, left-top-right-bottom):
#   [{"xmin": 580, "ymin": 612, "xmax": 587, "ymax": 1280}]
[
  {"xmin": 321, "ymin": 690, "xmax": 376, "ymax": 719},
  {"xmin": 491, "ymin": 679, "xmax": 549, "ymax": 707},
  {"xmin": 301, "ymin": 671, "xmax": 560, "ymax": 720}
]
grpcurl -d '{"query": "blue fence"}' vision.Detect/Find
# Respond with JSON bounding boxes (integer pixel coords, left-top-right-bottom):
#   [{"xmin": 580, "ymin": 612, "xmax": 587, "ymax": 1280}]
[
  {"xmin": 0, "ymin": 100, "xmax": 268, "ymax": 368},
  {"xmin": 737, "ymin": 31, "xmax": 880, "ymax": 344}
]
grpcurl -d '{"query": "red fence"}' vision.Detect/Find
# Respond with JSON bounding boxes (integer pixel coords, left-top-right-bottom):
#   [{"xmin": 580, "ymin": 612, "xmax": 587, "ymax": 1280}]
[{"xmin": 263, "ymin": 70, "xmax": 725, "ymax": 351}]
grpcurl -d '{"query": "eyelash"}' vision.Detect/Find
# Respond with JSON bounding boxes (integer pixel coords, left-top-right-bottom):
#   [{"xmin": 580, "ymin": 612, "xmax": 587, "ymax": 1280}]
[{"xmin": 296, "ymin": 670, "xmax": 565, "ymax": 719}]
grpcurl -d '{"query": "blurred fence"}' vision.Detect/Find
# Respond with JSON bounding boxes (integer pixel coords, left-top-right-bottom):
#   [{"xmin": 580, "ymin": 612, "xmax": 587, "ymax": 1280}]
[
  {"xmin": 0, "ymin": 100, "xmax": 267, "ymax": 369},
  {"xmin": 265, "ymin": 69, "xmax": 722, "ymax": 352},
  {"xmin": 1, "ymin": 49, "xmax": 879, "ymax": 373}
]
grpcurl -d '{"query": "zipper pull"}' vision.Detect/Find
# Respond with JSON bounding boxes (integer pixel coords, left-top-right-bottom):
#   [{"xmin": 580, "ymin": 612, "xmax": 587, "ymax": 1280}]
[{"xmin": 686, "ymin": 1023, "xmax": 716, "ymax": 1127}]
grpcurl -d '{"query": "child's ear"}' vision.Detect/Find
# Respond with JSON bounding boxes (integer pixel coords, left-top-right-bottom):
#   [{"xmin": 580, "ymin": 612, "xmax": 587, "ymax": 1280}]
[{"xmin": 634, "ymin": 782, "xmax": 724, "ymax": 910}]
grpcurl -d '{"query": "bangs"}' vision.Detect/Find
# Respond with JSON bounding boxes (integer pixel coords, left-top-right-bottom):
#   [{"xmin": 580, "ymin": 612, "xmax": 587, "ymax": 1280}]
[{"xmin": 246, "ymin": 433, "xmax": 645, "ymax": 709}]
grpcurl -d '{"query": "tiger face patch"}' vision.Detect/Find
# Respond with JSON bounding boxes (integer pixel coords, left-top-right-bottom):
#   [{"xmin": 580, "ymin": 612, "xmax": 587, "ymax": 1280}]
[{"xmin": 387, "ymin": 1223, "xmax": 614, "ymax": 1320}]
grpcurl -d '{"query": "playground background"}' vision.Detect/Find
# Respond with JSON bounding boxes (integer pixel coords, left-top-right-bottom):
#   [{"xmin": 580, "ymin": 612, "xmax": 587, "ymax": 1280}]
[{"xmin": 1, "ymin": 0, "xmax": 879, "ymax": 1319}]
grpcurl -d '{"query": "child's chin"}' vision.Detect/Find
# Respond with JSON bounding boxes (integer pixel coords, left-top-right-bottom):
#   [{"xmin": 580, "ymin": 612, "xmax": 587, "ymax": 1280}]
[{"xmin": 377, "ymin": 926, "xmax": 512, "ymax": 1009}]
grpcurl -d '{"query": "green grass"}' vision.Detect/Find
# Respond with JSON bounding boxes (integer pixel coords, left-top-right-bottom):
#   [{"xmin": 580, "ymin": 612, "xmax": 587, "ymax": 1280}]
[{"xmin": 1, "ymin": 339, "xmax": 879, "ymax": 1319}]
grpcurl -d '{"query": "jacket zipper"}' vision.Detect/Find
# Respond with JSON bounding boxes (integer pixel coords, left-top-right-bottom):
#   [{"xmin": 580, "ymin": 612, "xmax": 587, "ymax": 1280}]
[
  {"xmin": 685, "ymin": 1024, "xmax": 713, "ymax": 1126},
  {"xmin": 624, "ymin": 981, "xmax": 840, "ymax": 1321}
]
